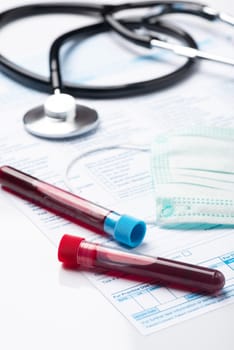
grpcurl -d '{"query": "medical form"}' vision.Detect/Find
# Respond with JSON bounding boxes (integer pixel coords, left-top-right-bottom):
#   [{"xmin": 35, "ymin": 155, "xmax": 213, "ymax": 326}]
[{"xmin": 1, "ymin": 11, "xmax": 234, "ymax": 335}]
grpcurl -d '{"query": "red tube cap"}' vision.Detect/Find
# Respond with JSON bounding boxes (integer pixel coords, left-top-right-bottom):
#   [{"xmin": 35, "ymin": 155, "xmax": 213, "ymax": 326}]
[{"xmin": 58, "ymin": 234, "xmax": 85, "ymax": 267}]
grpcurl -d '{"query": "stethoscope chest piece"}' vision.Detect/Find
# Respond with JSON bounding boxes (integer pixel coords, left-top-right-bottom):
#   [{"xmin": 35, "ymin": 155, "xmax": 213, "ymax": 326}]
[{"xmin": 23, "ymin": 93, "xmax": 99, "ymax": 139}]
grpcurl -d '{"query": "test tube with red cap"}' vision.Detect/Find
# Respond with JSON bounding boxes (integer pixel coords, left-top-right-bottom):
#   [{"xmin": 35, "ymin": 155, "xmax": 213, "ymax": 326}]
[
  {"xmin": 0, "ymin": 165, "xmax": 146, "ymax": 247},
  {"xmin": 58, "ymin": 234, "xmax": 225, "ymax": 294}
]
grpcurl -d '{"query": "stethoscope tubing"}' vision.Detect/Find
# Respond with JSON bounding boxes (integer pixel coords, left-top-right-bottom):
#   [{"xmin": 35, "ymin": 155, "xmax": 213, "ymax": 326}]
[
  {"xmin": 0, "ymin": 2, "xmax": 104, "ymax": 94},
  {"xmin": 0, "ymin": 2, "xmax": 104, "ymax": 25},
  {"xmin": 0, "ymin": 3, "xmax": 198, "ymax": 99}
]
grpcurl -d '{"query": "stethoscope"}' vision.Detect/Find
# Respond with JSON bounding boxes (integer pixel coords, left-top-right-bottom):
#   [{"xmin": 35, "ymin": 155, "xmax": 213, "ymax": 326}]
[{"xmin": 1, "ymin": 1, "xmax": 233, "ymax": 140}]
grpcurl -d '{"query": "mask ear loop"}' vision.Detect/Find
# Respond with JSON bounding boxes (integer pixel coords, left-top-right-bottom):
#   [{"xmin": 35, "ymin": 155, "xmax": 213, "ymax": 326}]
[{"xmin": 63, "ymin": 144, "xmax": 156, "ymax": 226}]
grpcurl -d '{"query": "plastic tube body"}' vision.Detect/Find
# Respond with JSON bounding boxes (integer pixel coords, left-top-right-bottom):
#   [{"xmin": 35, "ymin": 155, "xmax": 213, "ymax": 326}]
[
  {"xmin": 0, "ymin": 166, "xmax": 146, "ymax": 247},
  {"xmin": 58, "ymin": 235, "xmax": 225, "ymax": 294},
  {"xmin": 0, "ymin": 165, "xmax": 109, "ymax": 229}
]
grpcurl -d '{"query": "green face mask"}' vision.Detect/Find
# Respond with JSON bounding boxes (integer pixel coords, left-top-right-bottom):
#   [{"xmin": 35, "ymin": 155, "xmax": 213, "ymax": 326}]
[{"xmin": 151, "ymin": 127, "xmax": 234, "ymax": 228}]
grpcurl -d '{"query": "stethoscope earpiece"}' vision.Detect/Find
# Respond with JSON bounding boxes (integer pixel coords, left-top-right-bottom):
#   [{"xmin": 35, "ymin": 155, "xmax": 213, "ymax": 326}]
[{"xmin": 23, "ymin": 93, "xmax": 99, "ymax": 139}]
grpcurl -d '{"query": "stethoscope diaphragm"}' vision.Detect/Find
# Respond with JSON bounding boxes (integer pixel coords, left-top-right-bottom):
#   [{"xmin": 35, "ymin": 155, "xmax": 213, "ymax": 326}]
[{"xmin": 23, "ymin": 93, "xmax": 99, "ymax": 139}]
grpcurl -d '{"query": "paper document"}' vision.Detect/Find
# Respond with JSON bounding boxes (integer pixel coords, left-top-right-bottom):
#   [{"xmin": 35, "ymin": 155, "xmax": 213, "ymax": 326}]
[{"xmin": 1, "ymin": 13, "xmax": 234, "ymax": 334}]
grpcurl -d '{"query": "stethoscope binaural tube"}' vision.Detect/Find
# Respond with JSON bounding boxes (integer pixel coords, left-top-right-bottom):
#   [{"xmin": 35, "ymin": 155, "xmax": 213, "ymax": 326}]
[
  {"xmin": 104, "ymin": 1, "xmax": 234, "ymax": 66},
  {"xmin": 102, "ymin": 1, "xmax": 215, "ymax": 49},
  {"xmin": 140, "ymin": 1, "xmax": 234, "ymax": 26}
]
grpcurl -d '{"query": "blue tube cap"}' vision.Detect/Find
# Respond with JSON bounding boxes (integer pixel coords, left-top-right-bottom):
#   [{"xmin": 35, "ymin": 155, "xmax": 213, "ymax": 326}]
[{"xmin": 104, "ymin": 213, "xmax": 146, "ymax": 248}]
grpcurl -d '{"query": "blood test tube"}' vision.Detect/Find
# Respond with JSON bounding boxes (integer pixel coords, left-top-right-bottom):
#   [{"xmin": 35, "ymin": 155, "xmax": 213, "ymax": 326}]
[
  {"xmin": 0, "ymin": 165, "xmax": 146, "ymax": 247},
  {"xmin": 58, "ymin": 234, "xmax": 225, "ymax": 294}
]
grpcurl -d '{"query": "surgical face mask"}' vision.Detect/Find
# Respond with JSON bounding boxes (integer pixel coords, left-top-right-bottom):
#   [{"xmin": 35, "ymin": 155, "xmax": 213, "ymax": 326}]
[{"xmin": 151, "ymin": 127, "xmax": 234, "ymax": 227}]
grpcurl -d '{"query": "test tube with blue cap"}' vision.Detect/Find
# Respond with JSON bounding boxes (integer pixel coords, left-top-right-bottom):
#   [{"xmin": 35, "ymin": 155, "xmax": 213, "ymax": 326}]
[{"xmin": 0, "ymin": 165, "xmax": 146, "ymax": 247}]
